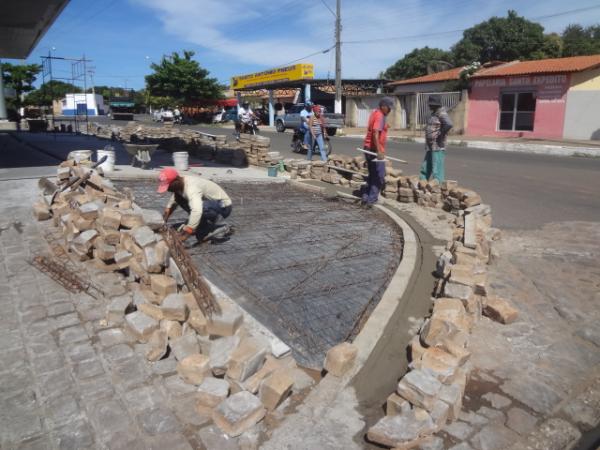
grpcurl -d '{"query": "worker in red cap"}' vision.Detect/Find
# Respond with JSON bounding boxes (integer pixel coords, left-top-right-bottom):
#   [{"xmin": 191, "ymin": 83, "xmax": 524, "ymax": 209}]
[{"xmin": 158, "ymin": 168, "xmax": 233, "ymax": 242}]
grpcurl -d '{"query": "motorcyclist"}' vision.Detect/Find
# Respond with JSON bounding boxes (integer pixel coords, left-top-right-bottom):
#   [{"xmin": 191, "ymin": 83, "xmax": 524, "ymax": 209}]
[
  {"xmin": 173, "ymin": 106, "xmax": 181, "ymax": 124},
  {"xmin": 299, "ymin": 101, "xmax": 313, "ymax": 150},
  {"xmin": 238, "ymin": 102, "xmax": 255, "ymax": 135}
]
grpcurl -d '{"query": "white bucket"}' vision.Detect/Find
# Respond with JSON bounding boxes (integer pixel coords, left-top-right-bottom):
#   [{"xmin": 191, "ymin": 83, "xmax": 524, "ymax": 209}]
[
  {"xmin": 96, "ymin": 149, "xmax": 116, "ymax": 172},
  {"xmin": 68, "ymin": 150, "xmax": 92, "ymax": 164},
  {"xmin": 173, "ymin": 151, "xmax": 189, "ymax": 171}
]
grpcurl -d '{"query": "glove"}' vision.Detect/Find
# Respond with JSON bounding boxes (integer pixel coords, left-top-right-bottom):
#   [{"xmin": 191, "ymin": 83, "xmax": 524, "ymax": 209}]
[
  {"xmin": 178, "ymin": 226, "xmax": 194, "ymax": 241},
  {"xmin": 162, "ymin": 207, "xmax": 172, "ymax": 221},
  {"xmin": 377, "ymin": 151, "xmax": 385, "ymax": 160},
  {"xmin": 182, "ymin": 226, "xmax": 194, "ymax": 235}
]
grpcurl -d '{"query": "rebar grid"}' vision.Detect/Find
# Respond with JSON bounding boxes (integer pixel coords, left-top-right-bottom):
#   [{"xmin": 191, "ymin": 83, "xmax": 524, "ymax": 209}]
[{"xmin": 117, "ymin": 180, "xmax": 403, "ymax": 367}]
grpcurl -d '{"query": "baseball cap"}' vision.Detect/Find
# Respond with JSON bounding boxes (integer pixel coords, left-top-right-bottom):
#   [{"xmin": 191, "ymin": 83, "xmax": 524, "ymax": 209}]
[
  {"xmin": 379, "ymin": 97, "xmax": 394, "ymax": 109},
  {"xmin": 157, "ymin": 167, "xmax": 179, "ymax": 193}
]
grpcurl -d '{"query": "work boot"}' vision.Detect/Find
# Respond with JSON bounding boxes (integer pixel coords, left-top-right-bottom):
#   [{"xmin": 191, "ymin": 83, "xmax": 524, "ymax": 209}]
[{"xmin": 203, "ymin": 224, "xmax": 232, "ymax": 242}]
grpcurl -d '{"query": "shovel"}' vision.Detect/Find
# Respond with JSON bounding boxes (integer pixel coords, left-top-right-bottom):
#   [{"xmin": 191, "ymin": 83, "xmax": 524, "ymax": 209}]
[{"xmin": 39, "ymin": 155, "xmax": 108, "ymax": 205}]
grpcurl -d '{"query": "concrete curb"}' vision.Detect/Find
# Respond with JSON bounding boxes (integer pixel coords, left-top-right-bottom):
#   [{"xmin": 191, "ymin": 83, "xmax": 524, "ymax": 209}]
[{"xmin": 341, "ymin": 134, "xmax": 600, "ymax": 157}]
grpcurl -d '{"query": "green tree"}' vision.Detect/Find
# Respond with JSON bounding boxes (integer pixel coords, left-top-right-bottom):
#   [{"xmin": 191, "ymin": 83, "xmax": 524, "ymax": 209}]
[
  {"xmin": 25, "ymin": 80, "xmax": 81, "ymax": 106},
  {"xmin": 451, "ymin": 10, "xmax": 549, "ymax": 65},
  {"xmin": 1, "ymin": 62, "xmax": 41, "ymax": 109},
  {"xmin": 145, "ymin": 50, "xmax": 223, "ymax": 104},
  {"xmin": 382, "ymin": 47, "xmax": 453, "ymax": 81},
  {"xmin": 562, "ymin": 24, "xmax": 600, "ymax": 56}
]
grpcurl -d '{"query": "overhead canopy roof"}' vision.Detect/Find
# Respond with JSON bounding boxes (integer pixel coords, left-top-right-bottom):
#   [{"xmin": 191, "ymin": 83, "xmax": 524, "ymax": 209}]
[{"xmin": 0, "ymin": 0, "xmax": 70, "ymax": 59}]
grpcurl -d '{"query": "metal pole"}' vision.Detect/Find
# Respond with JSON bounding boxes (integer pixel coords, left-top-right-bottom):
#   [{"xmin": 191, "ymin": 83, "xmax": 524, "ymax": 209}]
[
  {"xmin": 268, "ymin": 89, "xmax": 274, "ymax": 127},
  {"xmin": 0, "ymin": 59, "xmax": 7, "ymax": 120},
  {"xmin": 334, "ymin": 0, "xmax": 342, "ymax": 114},
  {"xmin": 356, "ymin": 147, "xmax": 408, "ymax": 164}
]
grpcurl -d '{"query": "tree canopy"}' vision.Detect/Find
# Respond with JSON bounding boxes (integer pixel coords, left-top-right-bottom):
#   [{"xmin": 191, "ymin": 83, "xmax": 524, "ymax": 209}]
[
  {"xmin": 382, "ymin": 11, "xmax": 600, "ymax": 81},
  {"xmin": 145, "ymin": 50, "xmax": 223, "ymax": 104},
  {"xmin": 25, "ymin": 80, "xmax": 81, "ymax": 106},
  {"xmin": 1, "ymin": 62, "xmax": 41, "ymax": 109}
]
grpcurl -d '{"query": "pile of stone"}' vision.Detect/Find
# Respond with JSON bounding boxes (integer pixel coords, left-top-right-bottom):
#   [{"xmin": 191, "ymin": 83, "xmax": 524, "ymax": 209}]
[
  {"xmin": 237, "ymin": 135, "xmax": 279, "ymax": 166},
  {"xmin": 33, "ymin": 158, "xmax": 314, "ymax": 439},
  {"xmin": 367, "ymin": 198, "xmax": 518, "ymax": 448}
]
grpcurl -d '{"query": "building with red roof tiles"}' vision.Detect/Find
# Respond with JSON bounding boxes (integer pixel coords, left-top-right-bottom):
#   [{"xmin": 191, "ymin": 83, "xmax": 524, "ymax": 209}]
[{"xmin": 467, "ymin": 55, "xmax": 600, "ymax": 140}]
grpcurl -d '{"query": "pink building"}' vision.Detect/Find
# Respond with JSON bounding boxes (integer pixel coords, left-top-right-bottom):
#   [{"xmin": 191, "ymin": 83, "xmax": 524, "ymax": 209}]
[{"xmin": 467, "ymin": 55, "xmax": 600, "ymax": 140}]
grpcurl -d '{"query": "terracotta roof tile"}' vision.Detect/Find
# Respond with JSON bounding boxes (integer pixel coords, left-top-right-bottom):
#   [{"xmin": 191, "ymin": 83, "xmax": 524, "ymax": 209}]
[
  {"xmin": 387, "ymin": 67, "xmax": 464, "ymax": 86},
  {"xmin": 472, "ymin": 55, "xmax": 600, "ymax": 78}
]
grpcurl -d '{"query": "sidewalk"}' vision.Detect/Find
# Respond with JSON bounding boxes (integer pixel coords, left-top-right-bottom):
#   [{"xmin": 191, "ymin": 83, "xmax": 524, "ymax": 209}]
[{"xmin": 340, "ymin": 127, "xmax": 600, "ymax": 157}]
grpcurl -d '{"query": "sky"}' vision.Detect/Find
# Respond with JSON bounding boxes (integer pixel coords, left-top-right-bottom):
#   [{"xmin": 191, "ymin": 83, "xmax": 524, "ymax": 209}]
[{"xmin": 7, "ymin": 0, "xmax": 600, "ymax": 90}]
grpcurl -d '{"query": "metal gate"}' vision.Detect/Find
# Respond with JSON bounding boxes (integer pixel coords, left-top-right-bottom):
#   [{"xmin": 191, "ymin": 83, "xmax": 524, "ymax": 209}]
[
  {"xmin": 356, "ymin": 97, "xmax": 384, "ymax": 127},
  {"xmin": 415, "ymin": 91, "xmax": 461, "ymax": 128}
]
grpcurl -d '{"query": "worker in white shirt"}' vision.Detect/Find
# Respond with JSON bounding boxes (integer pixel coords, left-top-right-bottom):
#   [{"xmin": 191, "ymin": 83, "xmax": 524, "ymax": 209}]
[{"xmin": 158, "ymin": 167, "xmax": 233, "ymax": 242}]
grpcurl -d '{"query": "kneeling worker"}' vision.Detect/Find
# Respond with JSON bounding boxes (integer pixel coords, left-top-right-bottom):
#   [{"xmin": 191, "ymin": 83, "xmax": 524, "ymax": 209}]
[{"xmin": 158, "ymin": 168, "xmax": 233, "ymax": 242}]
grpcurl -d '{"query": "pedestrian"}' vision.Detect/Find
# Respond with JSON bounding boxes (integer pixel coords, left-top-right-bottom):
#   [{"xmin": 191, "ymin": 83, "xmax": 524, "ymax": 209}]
[
  {"xmin": 420, "ymin": 95, "xmax": 453, "ymax": 183},
  {"xmin": 361, "ymin": 97, "xmax": 394, "ymax": 207},
  {"xmin": 300, "ymin": 101, "xmax": 313, "ymax": 150},
  {"xmin": 158, "ymin": 168, "xmax": 233, "ymax": 242},
  {"xmin": 307, "ymin": 105, "xmax": 328, "ymax": 161}
]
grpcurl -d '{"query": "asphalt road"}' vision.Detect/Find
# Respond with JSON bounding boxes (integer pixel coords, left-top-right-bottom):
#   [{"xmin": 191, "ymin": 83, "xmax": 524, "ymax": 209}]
[{"xmin": 97, "ymin": 116, "xmax": 600, "ymax": 229}]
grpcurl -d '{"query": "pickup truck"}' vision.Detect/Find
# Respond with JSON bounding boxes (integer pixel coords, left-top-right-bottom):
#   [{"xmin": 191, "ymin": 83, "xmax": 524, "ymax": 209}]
[{"xmin": 275, "ymin": 104, "xmax": 344, "ymax": 136}]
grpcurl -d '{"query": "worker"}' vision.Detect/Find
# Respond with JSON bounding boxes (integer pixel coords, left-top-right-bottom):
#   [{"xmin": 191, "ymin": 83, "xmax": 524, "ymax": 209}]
[
  {"xmin": 420, "ymin": 95, "xmax": 453, "ymax": 182},
  {"xmin": 361, "ymin": 97, "xmax": 394, "ymax": 208},
  {"xmin": 158, "ymin": 168, "xmax": 233, "ymax": 242}
]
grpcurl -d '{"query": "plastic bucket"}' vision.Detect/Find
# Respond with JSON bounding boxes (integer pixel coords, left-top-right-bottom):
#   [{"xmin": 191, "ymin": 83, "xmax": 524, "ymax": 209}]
[
  {"xmin": 68, "ymin": 150, "xmax": 92, "ymax": 164},
  {"xmin": 173, "ymin": 151, "xmax": 189, "ymax": 171},
  {"xmin": 96, "ymin": 149, "xmax": 115, "ymax": 172},
  {"xmin": 267, "ymin": 165, "xmax": 278, "ymax": 177}
]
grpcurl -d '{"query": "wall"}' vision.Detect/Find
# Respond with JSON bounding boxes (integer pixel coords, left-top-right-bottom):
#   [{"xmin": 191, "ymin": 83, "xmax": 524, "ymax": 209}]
[
  {"xmin": 466, "ymin": 74, "xmax": 569, "ymax": 139},
  {"xmin": 447, "ymin": 90, "xmax": 468, "ymax": 134},
  {"xmin": 391, "ymin": 81, "xmax": 447, "ymax": 94},
  {"xmin": 345, "ymin": 95, "xmax": 404, "ymax": 129},
  {"xmin": 563, "ymin": 68, "xmax": 600, "ymax": 140}
]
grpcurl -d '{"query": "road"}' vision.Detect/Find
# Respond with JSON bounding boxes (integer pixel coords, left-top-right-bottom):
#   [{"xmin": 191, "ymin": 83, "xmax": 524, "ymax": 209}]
[{"xmin": 95, "ymin": 116, "xmax": 600, "ymax": 229}]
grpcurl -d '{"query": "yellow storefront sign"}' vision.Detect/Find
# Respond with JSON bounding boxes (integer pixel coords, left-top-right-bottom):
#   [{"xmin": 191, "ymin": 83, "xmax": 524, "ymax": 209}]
[{"xmin": 231, "ymin": 63, "xmax": 314, "ymax": 89}]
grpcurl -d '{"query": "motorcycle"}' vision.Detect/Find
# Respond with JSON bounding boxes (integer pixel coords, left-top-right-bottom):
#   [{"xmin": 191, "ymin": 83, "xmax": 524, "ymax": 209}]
[
  {"xmin": 235, "ymin": 118, "xmax": 260, "ymax": 138},
  {"xmin": 291, "ymin": 127, "xmax": 332, "ymax": 157}
]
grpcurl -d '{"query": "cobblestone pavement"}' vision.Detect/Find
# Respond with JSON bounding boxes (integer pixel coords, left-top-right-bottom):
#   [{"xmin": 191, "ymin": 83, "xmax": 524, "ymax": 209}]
[
  {"xmin": 0, "ymin": 179, "xmax": 212, "ymax": 450},
  {"xmin": 435, "ymin": 221, "xmax": 600, "ymax": 449},
  {"xmin": 118, "ymin": 180, "xmax": 403, "ymax": 368}
]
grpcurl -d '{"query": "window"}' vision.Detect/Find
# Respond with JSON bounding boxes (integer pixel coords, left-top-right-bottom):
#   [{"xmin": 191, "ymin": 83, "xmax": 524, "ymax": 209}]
[{"xmin": 498, "ymin": 92, "xmax": 535, "ymax": 131}]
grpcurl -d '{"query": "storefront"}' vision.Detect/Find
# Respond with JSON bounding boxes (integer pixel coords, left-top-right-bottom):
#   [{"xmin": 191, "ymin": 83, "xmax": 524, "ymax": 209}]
[{"xmin": 466, "ymin": 55, "xmax": 600, "ymax": 140}]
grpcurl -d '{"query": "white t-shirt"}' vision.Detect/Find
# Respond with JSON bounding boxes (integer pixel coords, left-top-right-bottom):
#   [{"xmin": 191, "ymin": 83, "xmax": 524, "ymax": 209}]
[
  {"xmin": 239, "ymin": 107, "xmax": 253, "ymax": 122},
  {"xmin": 300, "ymin": 109, "xmax": 312, "ymax": 126}
]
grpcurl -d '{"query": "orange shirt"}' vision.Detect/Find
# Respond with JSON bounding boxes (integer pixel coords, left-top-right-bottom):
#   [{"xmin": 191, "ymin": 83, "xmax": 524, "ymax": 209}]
[{"xmin": 363, "ymin": 109, "xmax": 388, "ymax": 153}]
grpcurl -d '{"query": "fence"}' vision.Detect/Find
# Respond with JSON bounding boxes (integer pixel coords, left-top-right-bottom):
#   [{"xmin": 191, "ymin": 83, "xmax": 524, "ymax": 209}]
[{"xmin": 415, "ymin": 91, "xmax": 461, "ymax": 129}]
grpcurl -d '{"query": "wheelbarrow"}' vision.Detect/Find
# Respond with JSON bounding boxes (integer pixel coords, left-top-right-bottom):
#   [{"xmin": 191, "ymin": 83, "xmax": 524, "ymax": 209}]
[{"xmin": 123, "ymin": 143, "xmax": 160, "ymax": 169}]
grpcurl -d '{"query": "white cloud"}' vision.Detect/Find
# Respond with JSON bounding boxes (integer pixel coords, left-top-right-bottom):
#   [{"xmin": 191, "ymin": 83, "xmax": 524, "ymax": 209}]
[{"xmin": 133, "ymin": 0, "xmax": 600, "ymax": 80}]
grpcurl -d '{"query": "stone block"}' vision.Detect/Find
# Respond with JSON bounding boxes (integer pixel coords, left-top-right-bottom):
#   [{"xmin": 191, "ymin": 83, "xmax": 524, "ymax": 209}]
[
  {"xmin": 170, "ymin": 334, "xmax": 200, "ymax": 361},
  {"xmin": 397, "ymin": 369, "xmax": 442, "ymax": 412},
  {"xmin": 98, "ymin": 208, "xmax": 121, "ymax": 229},
  {"xmin": 367, "ymin": 408, "xmax": 436, "ymax": 448},
  {"xmin": 463, "ymin": 213, "xmax": 477, "ymax": 249},
  {"xmin": 150, "ymin": 274, "xmax": 177, "ymax": 298},
  {"xmin": 141, "ymin": 208, "xmax": 165, "ymax": 230},
  {"xmin": 138, "ymin": 302, "xmax": 164, "ymax": 321},
  {"xmin": 125, "ymin": 311, "xmax": 159, "ymax": 342},
  {"xmin": 146, "ymin": 330, "xmax": 168, "ymax": 362},
  {"xmin": 420, "ymin": 317, "xmax": 459, "ymax": 348},
  {"xmin": 506, "ymin": 407, "xmax": 538, "ymax": 436},
  {"xmin": 433, "ymin": 298, "xmax": 470, "ymax": 331},
  {"xmin": 242, "ymin": 355, "xmax": 287, "ymax": 394},
  {"xmin": 72, "ymin": 229, "xmax": 98, "ymax": 252},
  {"xmin": 98, "ymin": 225, "xmax": 121, "ymax": 246},
  {"xmin": 94, "ymin": 240, "xmax": 117, "ymax": 262},
  {"xmin": 114, "ymin": 250, "xmax": 133, "ymax": 268},
  {"xmin": 167, "ymin": 258, "xmax": 185, "ymax": 286},
  {"xmin": 484, "ymin": 296, "xmax": 518, "ymax": 324},
  {"xmin": 212, "ymin": 391, "xmax": 266, "ymax": 437},
  {"xmin": 154, "ymin": 240, "xmax": 170, "ymax": 267},
  {"xmin": 227, "ymin": 337, "xmax": 268, "ymax": 382},
  {"xmin": 161, "ymin": 293, "xmax": 188, "ymax": 321},
  {"xmin": 120, "ymin": 211, "xmax": 144, "ymax": 229},
  {"xmin": 160, "ymin": 320, "xmax": 183, "ymax": 340},
  {"xmin": 132, "ymin": 225, "xmax": 157, "ymax": 248},
  {"xmin": 207, "ymin": 302, "xmax": 243, "ymax": 337},
  {"xmin": 196, "ymin": 377, "xmax": 230, "ymax": 408},
  {"xmin": 177, "ymin": 353, "xmax": 210, "ymax": 384},
  {"xmin": 324, "ymin": 342, "xmax": 358, "ymax": 377},
  {"xmin": 33, "ymin": 201, "xmax": 51, "ymax": 220},
  {"xmin": 143, "ymin": 245, "xmax": 162, "ymax": 273},
  {"xmin": 107, "ymin": 294, "xmax": 132, "ymax": 322},
  {"xmin": 439, "ymin": 383, "xmax": 463, "ymax": 421},
  {"xmin": 419, "ymin": 347, "xmax": 460, "ymax": 383},
  {"xmin": 470, "ymin": 423, "xmax": 519, "ymax": 450},
  {"xmin": 444, "ymin": 281, "xmax": 473, "ymax": 301},
  {"xmin": 258, "ymin": 368, "xmax": 294, "ymax": 411},
  {"xmin": 386, "ymin": 392, "xmax": 411, "ymax": 416},
  {"xmin": 439, "ymin": 338, "xmax": 471, "ymax": 366},
  {"xmin": 78, "ymin": 202, "xmax": 100, "ymax": 220},
  {"xmin": 188, "ymin": 309, "xmax": 208, "ymax": 335},
  {"xmin": 410, "ymin": 335, "xmax": 427, "ymax": 362},
  {"xmin": 210, "ymin": 335, "xmax": 241, "ymax": 376},
  {"xmin": 429, "ymin": 401, "xmax": 450, "ymax": 429}
]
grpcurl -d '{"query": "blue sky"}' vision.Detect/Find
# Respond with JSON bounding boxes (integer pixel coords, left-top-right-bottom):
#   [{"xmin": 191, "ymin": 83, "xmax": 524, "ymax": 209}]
[{"xmin": 7, "ymin": 0, "xmax": 600, "ymax": 90}]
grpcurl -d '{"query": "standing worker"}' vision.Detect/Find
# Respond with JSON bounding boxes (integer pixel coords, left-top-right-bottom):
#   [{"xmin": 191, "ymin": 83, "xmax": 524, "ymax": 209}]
[
  {"xmin": 361, "ymin": 97, "xmax": 394, "ymax": 208},
  {"xmin": 307, "ymin": 105, "xmax": 328, "ymax": 161},
  {"xmin": 420, "ymin": 95, "xmax": 453, "ymax": 182},
  {"xmin": 158, "ymin": 168, "xmax": 233, "ymax": 242}
]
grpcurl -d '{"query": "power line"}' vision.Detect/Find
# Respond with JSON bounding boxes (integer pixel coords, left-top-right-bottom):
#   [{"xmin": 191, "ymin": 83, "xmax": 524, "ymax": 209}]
[
  {"xmin": 319, "ymin": 0, "xmax": 336, "ymax": 17},
  {"xmin": 276, "ymin": 44, "xmax": 336, "ymax": 67}
]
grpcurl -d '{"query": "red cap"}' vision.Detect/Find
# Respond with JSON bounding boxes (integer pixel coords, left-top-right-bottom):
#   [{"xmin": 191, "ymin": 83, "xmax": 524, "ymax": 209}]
[
  {"xmin": 312, "ymin": 105, "xmax": 321, "ymax": 113},
  {"xmin": 157, "ymin": 167, "xmax": 179, "ymax": 193}
]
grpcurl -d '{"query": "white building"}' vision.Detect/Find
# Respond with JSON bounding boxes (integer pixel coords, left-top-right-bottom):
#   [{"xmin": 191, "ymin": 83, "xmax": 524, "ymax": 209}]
[{"xmin": 60, "ymin": 93, "xmax": 105, "ymax": 116}]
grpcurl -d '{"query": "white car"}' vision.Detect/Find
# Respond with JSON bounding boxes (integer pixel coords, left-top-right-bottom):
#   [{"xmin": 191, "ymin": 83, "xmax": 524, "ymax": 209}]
[{"xmin": 152, "ymin": 109, "xmax": 174, "ymax": 122}]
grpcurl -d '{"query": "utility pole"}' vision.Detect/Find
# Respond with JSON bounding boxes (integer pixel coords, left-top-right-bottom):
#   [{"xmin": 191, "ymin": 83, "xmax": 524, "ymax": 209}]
[{"xmin": 334, "ymin": 0, "xmax": 342, "ymax": 114}]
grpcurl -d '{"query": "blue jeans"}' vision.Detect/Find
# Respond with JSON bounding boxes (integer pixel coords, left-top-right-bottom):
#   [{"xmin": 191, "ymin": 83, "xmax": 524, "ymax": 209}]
[
  {"xmin": 301, "ymin": 124, "xmax": 311, "ymax": 148},
  {"xmin": 307, "ymin": 133, "xmax": 327, "ymax": 161},
  {"xmin": 175, "ymin": 195, "xmax": 232, "ymax": 238},
  {"xmin": 362, "ymin": 152, "xmax": 386, "ymax": 204}
]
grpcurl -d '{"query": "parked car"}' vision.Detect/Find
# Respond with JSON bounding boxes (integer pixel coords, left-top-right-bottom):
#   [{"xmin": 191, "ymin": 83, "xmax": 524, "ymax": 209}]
[
  {"xmin": 220, "ymin": 107, "xmax": 239, "ymax": 123},
  {"xmin": 152, "ymin": 109, "xmax": 174, "ymax": 122},
  {"xmin": 275, "ymin": 104, "xmax": 344, "ymax": 135}
]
